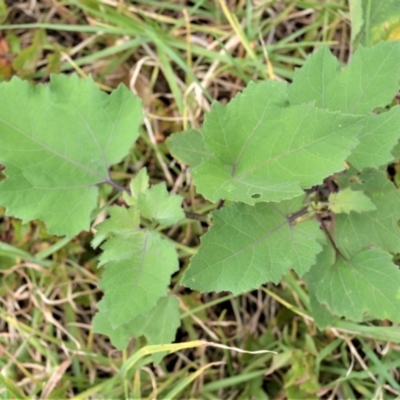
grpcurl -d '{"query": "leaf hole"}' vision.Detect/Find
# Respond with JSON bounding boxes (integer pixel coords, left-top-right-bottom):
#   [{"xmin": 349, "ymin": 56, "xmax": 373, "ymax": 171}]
[{"xmin": 251, "ymin": 193, "xmax": 261, "ymax": 199}]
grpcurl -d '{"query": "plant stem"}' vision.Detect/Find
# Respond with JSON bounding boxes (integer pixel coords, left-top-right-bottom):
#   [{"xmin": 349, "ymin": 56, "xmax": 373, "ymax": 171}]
[
  {"xmin": 105, "ymin": 178, "xmax": 130, "ymax": 194},
  {"xmin": 316, "ymin": 213, "xmax": 347, "ymax": 261}
]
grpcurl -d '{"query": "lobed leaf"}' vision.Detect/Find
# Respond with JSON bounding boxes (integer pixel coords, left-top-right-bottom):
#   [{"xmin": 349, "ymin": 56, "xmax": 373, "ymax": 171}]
[
  {"xmin": 289, "ymin": 41, "xmax": 400, "ymax": 114},
  {"xmin": 347, "ymin": 108, "xmax": 400, "ymax": 170},
  {"xmin": 182, "ymin": 196, "xmax": 325, "ymax": 294},
  {"xmin": 328, "ymin": 187, "xmax": 376, "ymax": 214},
  {"xmin": 190, "ymin": 81, "xmax": 362, "ymax": 204},
  {"xmin": 288, "ymin": 42, "xmax": 400, "ymax": 169},
  {"xmin": 139, "ymin": 182, "xmax": 185, "ymax": 227},
  {"xmin": 304, "ymin": 247, "xmax": 339, "ymax": 329},
  {"xmin": 167, "ymin": 129, "xmax": 212, "ymax": 168},
  {"xmin": 308, "ymin": 245, "xmax": 400, "ymax": 322},
  {"xmin": 98, "ymin": 230, "xmax": 179, "ymax": 328},
  {"xmin": 123, "ymin": 168, "xmax": 149, "ymax": 207},
  {"xmin": 91, "ymin": 205, "xmax": 140, "ymax": 249},
  {"xmin": 0, "ymin": 74, "xmax": 142, "ymax": 237},
  {"xmin": 335, "ymin": 169, "xmax": 400, "ymax": 257},
  {"xmin": 122, "ymin": 168, "xmax": 184, "ymax": 227},
  {"xmin": 93, "ymin": 294, "xmax": 180, "ymax": 352}
]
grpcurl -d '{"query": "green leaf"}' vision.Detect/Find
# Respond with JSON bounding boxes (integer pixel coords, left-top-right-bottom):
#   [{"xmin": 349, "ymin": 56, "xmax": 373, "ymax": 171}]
[
  {"xmin": 288, "ymin": 44, "xmax": 400, "ymax": 169},
  {"xmin": 133, "ymin": 294, "xmax": 180, "ymax": 364},
  {"xmin": 284, "ymin": 350, "xmax": 320, "ymax": 398},
  {"xmin": 309, "ymin": 246, "xmax": 400, "ymax": 322},
  {"xmin": 93, "ymin": 294, "xmax": 180, "ymax": 351},
  {"xmin": 167, "ymin": 129, "xmax": 212, "ymax": 168},
  {"xmin": 139, "ymin": 183, "xmax": 185, "ymax": 227},
  {"xmin": 304, "ymin": 248, "xmax": 339, "ymax": 329},
  {"xmin": 348, "ymin": 108, "xmax": 400, "ymax": 170},
  {"xmin": 390, "ymin": 140, "xmax": 400, "ymax": 160},
  {"xmin": 355, "ymin": 0, "xmax": 400, "ymax": 47},
  {"xmin": 92, "ymin": 299, "xmax": 128, "ymax": 350},
  {"xmin": 289, "ymin": 41, "xmax": 400, "ymax": 114},
  {"xmin": 0, "ymin": 0, "xmax": 7, "ymax": 25},
  {"xmin": 182, "ymin": 196, "xmax": 325, "ymax": 294},
  {"xmin": 98, "ymin": 230, "xmax": 179, "ymax": 328},
  {"xmin": 335, "ymin": 169, "xmax": 400, "ymax": 256},
  {"xmin": 349, "ymin": 0, "xmax": 364, "ymax": 43},
  {"xmin": 328, "ymin": 187, "xmax": 376, "ymax": 214},
  {"xmin": 91, "ymin": 205, "xmax": 140, "ymax": 249},
  {"xmin": 288, "ymin": 46, "xmax": 340, "ymax": 109},
  {"xmin": 123, "ymin": 168, "xmax": 149, "ymax": 207},
  {"xmin": 12, "ymin": 30, "xmax": 44, "ymax": 77},
  {"xmin": 190, "ymin": 81, "xmax": 361, "ymax": 204},
  {"xmin": 122, "ymin": 169, "xmax": 184, "ymax": 227},
  {"xmin": 308, "ymin": 286, "xmax": 338, "ymax": 329},
  {"xmin": 0, "ymin": 74, "xmax": 142, "ymax": 237}
]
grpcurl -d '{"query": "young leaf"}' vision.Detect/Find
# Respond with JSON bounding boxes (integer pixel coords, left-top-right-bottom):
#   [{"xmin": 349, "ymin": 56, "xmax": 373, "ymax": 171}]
[
  {"xmin": 91, "ymin": 205, "xmax": 140, "ymax": 249},
  {"xmin": 122, "ymin": 169, "xmax": 184, "ymax": 227},
  {"xmin": 123, "ymin": 168, "xmax": 149, "ymax": 207},
  {"xmin": 335, "ymin": 169, "xmax": 400, "ymax": 256},
  {"xmin": 309, "ymin": 246, "xmax": 400, "ymax": 322},
  {"xmin": 0, "ymin": 74, "xmax": 142, "ymax": 237},
  {"xmin": 139, "ymin": 183, "xmax": 185, "ymax": 227},
  {"xmin": 190, "ymin": 81, "xmax": 362, "ymax": 204},
  {"xmin": 98, "ymin": 230, "xmax": 179, "ymax": 328},
  {"xmin": 328, "ymin": 187, "xmax": 376, "ymax": 214},
  {"xmin": 289, "ymin": 41, "xmax": 400, "ymax": 114},
  {"xmin": 182, "ymin": 197, "xmax": 325, "ymax": 294},
  {"xmin": 93, "ymin": 294, "xmax": 180, "ymax": 351}
]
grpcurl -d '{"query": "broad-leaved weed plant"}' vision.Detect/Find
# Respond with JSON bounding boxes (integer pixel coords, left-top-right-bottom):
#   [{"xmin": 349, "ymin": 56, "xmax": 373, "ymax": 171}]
[{"xmin": 1, "ymin": 41, "xmax": 400, "ymax": 348}]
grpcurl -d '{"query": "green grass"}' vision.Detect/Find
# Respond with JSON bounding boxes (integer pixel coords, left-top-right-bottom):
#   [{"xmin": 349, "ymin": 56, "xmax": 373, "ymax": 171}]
[{"xmin": 1, "ymin": 0, "xmax": 400, "ymax": 398}]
